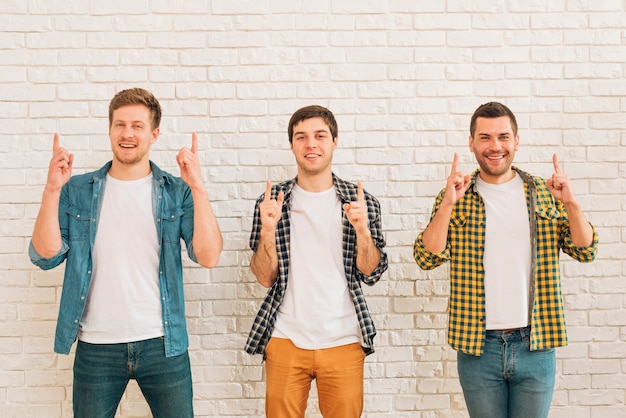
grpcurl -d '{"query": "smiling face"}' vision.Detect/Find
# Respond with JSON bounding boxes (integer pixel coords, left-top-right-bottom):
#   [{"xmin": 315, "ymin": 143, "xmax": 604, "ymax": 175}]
[
  {"xmin": 290, "ymin": 116, "xmax": 337, "ymax": 181},
  {"xmin": 469, "ymin": 116, "xmax": 519, "ymax": 184},
  {"xmin": 108, "ymin": 104, "xmax": 159, "ymax": 177}
]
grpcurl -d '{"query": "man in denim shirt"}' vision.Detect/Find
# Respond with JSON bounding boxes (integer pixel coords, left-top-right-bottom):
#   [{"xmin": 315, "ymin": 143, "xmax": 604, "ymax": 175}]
[{"xmin": 30, "ymin": 88, "xmax": 223, "ymax": 418}]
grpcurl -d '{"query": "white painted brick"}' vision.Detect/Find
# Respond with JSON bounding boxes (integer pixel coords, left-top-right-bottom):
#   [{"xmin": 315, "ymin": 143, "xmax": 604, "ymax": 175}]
[
  {"xmin": 391, "ymin": 1, "xmax": 447, "ymax": 14},
  {"xmin": 567, "ymin": 0, "xmax": 623, "ymax": 12},
  {"xmin": 530, "ymin": 13, "xmax": 589, "ymax": 32},
  {"xmin": 447, "ymin": 0, "xmax": 505, "ymax": 13},
  {"xmin": 331, "ymin": 0, "xmax": 388, "ymax": 14},
  {"xmin": 589, "ymin": 12, "xmax": 626, "ymax": 27}
]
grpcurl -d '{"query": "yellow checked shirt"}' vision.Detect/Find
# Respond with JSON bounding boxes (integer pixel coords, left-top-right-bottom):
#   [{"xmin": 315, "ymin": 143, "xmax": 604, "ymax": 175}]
[{"xmin": 414, "ymin": 167, "xmax": 598, "ymax": 356}]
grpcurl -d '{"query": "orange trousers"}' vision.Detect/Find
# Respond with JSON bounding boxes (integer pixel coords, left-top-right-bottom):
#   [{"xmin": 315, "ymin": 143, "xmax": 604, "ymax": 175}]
[{"xmin": 264, "ymin": 337, "xmax": 366, "ymax": 418}]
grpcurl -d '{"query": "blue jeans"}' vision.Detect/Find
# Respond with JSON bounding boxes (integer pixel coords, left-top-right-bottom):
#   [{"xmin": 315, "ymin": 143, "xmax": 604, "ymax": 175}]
[
  {"xmin": 73, "ymin": 337, "xmax": 193, "ymax": 418},
  {"xmin": 457, "ymin": 327, "xmax": 556, "ymax": 418}
]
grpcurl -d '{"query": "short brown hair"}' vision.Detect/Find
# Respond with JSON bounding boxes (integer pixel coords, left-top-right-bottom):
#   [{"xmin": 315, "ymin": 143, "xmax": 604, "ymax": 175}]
[
  {"xmin": 108, "ymin": 88, "xmax": 162, "ymax": 130},
  {"xmin": 287, "ymin": 105, "xmax": 338, "ymax": 143},
  {"xmin": 470, "ymin": 102, "xmax": 518, "ymax": 137}
]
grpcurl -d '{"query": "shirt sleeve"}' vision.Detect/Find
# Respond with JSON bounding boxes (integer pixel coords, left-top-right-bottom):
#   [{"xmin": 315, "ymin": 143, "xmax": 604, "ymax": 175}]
[
  {"xmin": 29, "ymin": 184, "xmax": 71, "ymax": 270},
  {"xmin": 249, "ymin": 196, "xmax": 263, "ymax": 253},
  {"xmin": 559, "ymin": 208, "xmax": 599, "ymax": 263},
  {"xmin": 29, "ymin": 240, "xmax": 69, "ymax": 270},
  {"xmin": 355, "ymin": 193, "xmax": 388, "ymax": 286},
  {"xmin": 413, "ymin": 189, "xmax": 451, "ymax": 271},
  {"xmin": 179, "ymin": 182, "xmax": 198, "ymax": 263}
]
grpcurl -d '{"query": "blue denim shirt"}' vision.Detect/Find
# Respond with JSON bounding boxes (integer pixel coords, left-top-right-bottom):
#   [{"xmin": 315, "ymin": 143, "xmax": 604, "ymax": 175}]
[{"xmin": 29, "ymin": 161, "xmax": 197, "ymax": 357}]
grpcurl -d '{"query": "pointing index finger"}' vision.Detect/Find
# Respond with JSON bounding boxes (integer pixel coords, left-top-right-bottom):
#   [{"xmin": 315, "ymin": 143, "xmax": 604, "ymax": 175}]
[
  {"xmin": 552, "ymin": 153, "xmax": 561, "ymax": 174},
  {"xmin": 264, "ymin": 180, "xmax": 272, "ymax": 201},
  {"xmin": 451, "ymin": 152, "xmax": 459, "ymax": 174},
  {"xmin": 357, "ymin": 181, "xmax": 365, "ymax": 202},
  {"xmin": 53, "ymin": 133, "xmax": 59, "ymax": 152},
  {"xmin": 191, "ymin": 132, "xmax": 198, "ymax": 154}
]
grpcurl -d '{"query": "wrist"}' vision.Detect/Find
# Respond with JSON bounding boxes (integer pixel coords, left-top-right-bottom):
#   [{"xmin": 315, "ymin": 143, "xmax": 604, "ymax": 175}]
[
  {"xmin": 563, "ymin": 200, "xmax": 581, "ymax": 213},
  {"xmin": 260, "ymin": 225, "xmax": 277, "ymax": 237},
  {"xmin": 43, "ymin": 185, "xmax": 63, "ymax": 196},
  {"xmin": 437, "ymin": 200, "xmax": 455, "ymax": 215},
  {"xmin": 189, "ymin": 184, "xmax": 208, "ymax": 198}
]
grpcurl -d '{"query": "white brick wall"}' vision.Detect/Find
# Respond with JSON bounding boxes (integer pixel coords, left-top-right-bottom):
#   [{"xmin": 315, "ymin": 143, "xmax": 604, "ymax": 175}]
[{"xmin": 1, "ymin": 1, "xmax": 624, "ymax": 417}]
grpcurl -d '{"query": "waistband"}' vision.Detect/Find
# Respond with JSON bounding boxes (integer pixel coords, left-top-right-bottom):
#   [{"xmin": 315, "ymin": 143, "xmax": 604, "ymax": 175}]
[{"xmin": 485, "ymin": 326, "xmax": 530, "ymax": 338}]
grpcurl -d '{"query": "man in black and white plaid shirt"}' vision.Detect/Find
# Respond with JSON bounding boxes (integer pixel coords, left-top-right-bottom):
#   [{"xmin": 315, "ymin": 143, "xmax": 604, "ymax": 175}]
[{"xmin": 245, "ymin": 105, "xmax": 388, "ymax": 418}]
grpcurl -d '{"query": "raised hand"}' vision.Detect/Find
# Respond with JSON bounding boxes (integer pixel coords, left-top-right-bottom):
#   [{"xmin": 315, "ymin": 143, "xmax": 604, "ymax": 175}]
[
  {"xmin": 47, "ymin": 133, "xmax": 74, "ymax": 192},
  {"xmin": 443, "ymin": 153, "xmax": 470, "ymax": 206},
  {"xmin": 343, "ymin": 181, "xmax": 370, "ymax": 234},
  {"xmin": 547, "ymin": 154, "xmax": 576, "ymax": 204},
  {"xmin": 177, "ymin": 133, "xmax": 203, "ymax": 189},
  {"xmin": 259, "ymin": 180, "xmax": 284, "ymax": 229}
]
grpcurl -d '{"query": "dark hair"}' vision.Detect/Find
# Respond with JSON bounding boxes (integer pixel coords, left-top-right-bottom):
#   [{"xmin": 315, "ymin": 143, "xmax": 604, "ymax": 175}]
[
  {"xmin": 108, "ymin": 88, "xmax": 162, "ymax": 130},
  {"xmin": 287, "ymin": 105, "xmax": 338, "ymax": 143},
  {"xmin": 470, "ymin": 102, "xmax": 518, "ymax": 137}
]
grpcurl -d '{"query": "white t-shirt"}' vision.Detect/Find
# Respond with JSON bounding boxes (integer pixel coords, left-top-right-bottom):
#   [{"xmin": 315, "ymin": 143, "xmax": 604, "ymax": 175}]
[
  {"xmin": 78, "ymin": 173, "xmax": 164, "ymax": 343},
  {"xmin": 272, "ymin": 184, "xmax": 361, "ymax": 349},
  {"xmin": 475, "ymin": 173, "xmax": 532, "ymax": 330}
]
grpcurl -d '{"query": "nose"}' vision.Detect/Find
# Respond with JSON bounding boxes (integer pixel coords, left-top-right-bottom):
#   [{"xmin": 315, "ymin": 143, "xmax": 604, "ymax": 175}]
[
  {"xmin": 304, "ymin": 135, "xmax": 317, "ymax": 147},
  {"xmin": 487, "ymin": 138, "xmax": 501, "ymax": 152},
  {"xmin": 122, "ymin": 127, "xmax": 134, "ymax": 139}
]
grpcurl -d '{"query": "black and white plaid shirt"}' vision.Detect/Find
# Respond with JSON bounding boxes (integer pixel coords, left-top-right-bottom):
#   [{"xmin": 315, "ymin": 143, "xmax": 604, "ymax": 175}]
[{"xmin": 245, "ymin": 174, "xmax": 388, "ymax": 357}]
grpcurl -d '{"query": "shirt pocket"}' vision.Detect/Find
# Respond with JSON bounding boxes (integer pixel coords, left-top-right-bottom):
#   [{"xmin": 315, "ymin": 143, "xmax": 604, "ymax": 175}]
[
  {"xmin": 160, "ymin": 209, "xmax": 184, "ymax": 244},
  {"xmin": 536, "ymin": 205, "xmax": 559, "ymax": 221},
  {"xmin": 536, "ymin": 205, "xmax": 560, "ymax": 231},
  {"xmin": 65, "ymin": 206, "xmax": 91, "ymax": 241},
  {"xmin": 449, "ymin": 215, "xmax": 467, "ymax": 229}
]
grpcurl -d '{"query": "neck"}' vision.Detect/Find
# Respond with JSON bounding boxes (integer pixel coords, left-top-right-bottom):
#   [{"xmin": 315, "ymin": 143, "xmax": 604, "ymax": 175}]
[
  {"xmin": 478, "ymin": 169, "xmax": 515, "ymax": 185},
  {"xmin": 108, "ymin": 160, "xmax": 152, "ymax": 180},
  {"xmin": 296, "ymin": 171, "xmax": 334, "ymax": 192}
]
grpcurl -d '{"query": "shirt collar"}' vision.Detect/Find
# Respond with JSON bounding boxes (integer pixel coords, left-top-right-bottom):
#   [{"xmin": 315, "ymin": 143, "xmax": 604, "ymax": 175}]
[{"xmin": 282, "ymin": 173, "xmax": 353, "ymax": 204}]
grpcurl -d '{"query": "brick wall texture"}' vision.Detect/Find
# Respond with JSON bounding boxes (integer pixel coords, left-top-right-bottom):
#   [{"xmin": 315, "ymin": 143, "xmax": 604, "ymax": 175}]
[{"xmin": 1, "ymin": 1, "xmax": 625, "ymax": 417}]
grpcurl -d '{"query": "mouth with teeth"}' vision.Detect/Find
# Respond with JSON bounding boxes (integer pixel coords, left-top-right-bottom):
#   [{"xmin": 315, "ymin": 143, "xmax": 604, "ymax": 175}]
[
  {"xmin": 119, "ymin": 143, "xmax": 136, "ymax": 150},
  {"xmin": 485, "ymin": 153, "xmax": 506, "ymax": 162},
  {"xmin": 305, "ymin": 153, "xmax": 321, "ymax": 159}
]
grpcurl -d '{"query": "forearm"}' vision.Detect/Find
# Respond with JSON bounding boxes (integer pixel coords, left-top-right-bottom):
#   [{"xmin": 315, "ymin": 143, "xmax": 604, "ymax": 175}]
[
  {"xmin": 250, "ymin": 227, "xmax": 279, "ymax": 288},
  {"xmin": 421, "ymin": 202, "xmax": 454, "ymax": 253},
  {"xmin": 563, "ymin": 201, "xmax": 594, "ymax": 247},
  {"xmin": 190, "ymin": 187, "xmax": 223, "ymax": 268},
  {"xmin": 355, "ymin": 230, "xmax": 381, "ymax": 276},
  {"xmin": 31, "ymin": 187, "xmax": 63, "ymax": 258}
]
